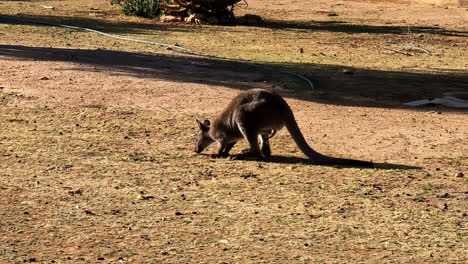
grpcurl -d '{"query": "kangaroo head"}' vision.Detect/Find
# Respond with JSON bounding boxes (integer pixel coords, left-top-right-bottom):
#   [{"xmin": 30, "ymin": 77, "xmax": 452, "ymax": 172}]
[{"xmin": 194, "ymin": 119, "xmax": 214, "ymax": 153}]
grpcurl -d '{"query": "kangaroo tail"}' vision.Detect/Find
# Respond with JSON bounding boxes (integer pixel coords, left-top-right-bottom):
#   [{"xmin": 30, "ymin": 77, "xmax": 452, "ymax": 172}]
[{"xmin": 284, "ymin": 109, "xmax": 373, "ymax": 168}]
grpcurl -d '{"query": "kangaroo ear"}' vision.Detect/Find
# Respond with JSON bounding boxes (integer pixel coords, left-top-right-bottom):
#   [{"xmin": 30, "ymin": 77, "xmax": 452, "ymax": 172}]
[
  {"xmin": 195, "ymin": 119, "xmax": 203, "ymax": 129},
  {"xmin": 196, "ymin": 119, "xmax": 210, "ymax": 131}
]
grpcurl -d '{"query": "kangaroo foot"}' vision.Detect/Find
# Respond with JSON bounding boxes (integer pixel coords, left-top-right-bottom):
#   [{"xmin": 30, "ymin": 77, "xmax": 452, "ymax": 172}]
[{"xmin": 233, "ymin": 149, "xmax": 265, "ymax": 161}]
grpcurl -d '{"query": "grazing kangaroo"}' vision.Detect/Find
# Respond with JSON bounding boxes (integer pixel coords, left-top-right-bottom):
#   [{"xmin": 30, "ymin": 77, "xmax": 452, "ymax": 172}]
[{"xmin": 195, "ymin": 89, "xmax": 373, "ymax": 167}]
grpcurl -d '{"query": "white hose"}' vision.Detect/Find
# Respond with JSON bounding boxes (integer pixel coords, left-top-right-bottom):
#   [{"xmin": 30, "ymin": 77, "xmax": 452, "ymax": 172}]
[{"xmin": 1, "ymin": 16, "xmax": 315, "ymax": 89}]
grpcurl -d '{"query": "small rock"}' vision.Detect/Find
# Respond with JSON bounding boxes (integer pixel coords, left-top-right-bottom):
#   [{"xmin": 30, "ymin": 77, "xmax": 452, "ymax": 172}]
[
  {"xmin": 39, "ymin": 77, "xmax": 49, "ymax": 80},
  {"xmin": 68, "ymin": 189, "xmax": 82, "ymax": 196},
  {"xmin": 175, "ymin": 211, "xmax": 183, "ymax": 216},
  {"xmin": 84, "ymin": 210, "xmax": 95, "ymax": 215},
  {"xmin": 437, "ymin": 193, "xmax": 451, "ymax": 199},
  {"xmin": 456, "ymin": 172, "xmax": 464, "ymax": 178},
  {"xmin": 413, "ymin": 197, "xmax": 426, "ymax": 202},
  {"xmin": 298, "ymin": 48, "xmax": 304, "ymax": 53},
  {"xmin": 136, "ymin": 195, "xmax": 154, "ymax": 200},
  {"xmin": 240, "ymin": 173, "xmax": 257, "ymax": 179}
]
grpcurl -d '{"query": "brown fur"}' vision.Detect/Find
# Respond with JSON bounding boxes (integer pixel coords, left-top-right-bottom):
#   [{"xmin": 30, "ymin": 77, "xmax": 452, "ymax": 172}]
[{"xmin": 195, "ymin": 89, "xmax": 373, "ymax": 167}]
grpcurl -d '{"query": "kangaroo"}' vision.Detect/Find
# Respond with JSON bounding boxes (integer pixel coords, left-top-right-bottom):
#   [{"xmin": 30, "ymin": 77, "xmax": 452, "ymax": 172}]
[{"xmin": 195, "ymin": 89, "xmax": 373, "ymax": 167}]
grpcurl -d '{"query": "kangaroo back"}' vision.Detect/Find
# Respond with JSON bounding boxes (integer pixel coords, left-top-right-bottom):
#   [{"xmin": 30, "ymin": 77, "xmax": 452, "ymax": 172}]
[{"xmin": 284, "ymin": 107, "xmax": 373, "ymax": 167}]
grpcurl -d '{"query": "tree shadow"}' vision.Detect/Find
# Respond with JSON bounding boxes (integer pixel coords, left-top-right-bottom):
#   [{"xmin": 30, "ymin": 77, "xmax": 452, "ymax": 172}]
[
  {"xmin": 1, "ymin": 13, "xmax": 467, "ymax": 108},
  {"xmin": 0, "ymin": 14, "xmax": 193, "ymax": 36},
  {"xmin": 292, "ymin": 63, "xmax": 468, "ymax": 108},
  {"xmin": 1, "ymin": 43, "xmax": 467, "ymax": 108},
  {"xmin": 0, "ymin": 44, "xmax": 262, "ymax": 90},
  {"xmin": 2, "ymin": 13, "xmax": 466, "ymax": 39},
  {"xmin": 249, "ymin": 19, "xmax": 467, "ymax": 37},
  {"xmin": 0, "ymin": 14, "xmax": 244, "ymax": 36}
]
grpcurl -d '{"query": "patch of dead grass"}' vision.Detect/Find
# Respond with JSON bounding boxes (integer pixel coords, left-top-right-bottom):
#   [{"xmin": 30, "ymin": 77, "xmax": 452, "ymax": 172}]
[{"xmin": 1, "ymin": 105, "xmax": 466, "ymax": 263}]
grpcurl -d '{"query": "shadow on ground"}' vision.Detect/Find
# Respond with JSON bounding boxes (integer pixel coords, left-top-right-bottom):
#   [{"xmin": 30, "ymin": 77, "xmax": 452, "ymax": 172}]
[
  {"xmin": 2, "ymin": 14, "xmax": 466, "ymax": 37},
  {"xmin": 256, "ymin": 19, "xmax": 468, "ymax": 37},
  {"xmin": 0, "ymin": 44, "xmax": 263, "ymax": 89},
  {"xmin": 1, "ymin": 14, "xmax": 468, "ymax": 107},
  {"xmin": 0, "ymin": 14, "xmax": 240, "ymax": 35},
  {"xmin": 1, "ymin": 43, "xmax": 467, "ymax": 108},
  {"xmin": 4, "ymin": 13, "xmax": 468, "ymax": 37},
  {"xmin": 199, "ymin": 154, "xmax": 420, "ymax": 169},
  {"xmin": 265, "ymin": 156, "xmax": 420, "ymax": 170}
]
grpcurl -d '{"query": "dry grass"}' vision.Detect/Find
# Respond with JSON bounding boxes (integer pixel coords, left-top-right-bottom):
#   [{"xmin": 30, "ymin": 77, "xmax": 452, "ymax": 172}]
[
  {"xmin": 1, "ymin": 0, "xmax": 467, "ymax": 263},
  {"xmin": 1, "ymin": 104, "xmax": 466, "ymax": 263}
]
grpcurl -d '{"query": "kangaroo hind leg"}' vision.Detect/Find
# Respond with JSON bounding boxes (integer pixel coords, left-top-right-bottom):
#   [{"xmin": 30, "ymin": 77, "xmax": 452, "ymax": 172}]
[{"xmin": 237, "ymin": 123, "xmax": 264, "ymax": 160}]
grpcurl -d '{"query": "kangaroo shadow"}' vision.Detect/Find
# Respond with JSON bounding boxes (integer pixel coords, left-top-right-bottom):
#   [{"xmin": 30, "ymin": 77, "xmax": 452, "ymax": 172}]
[
  {"xmin": 200, "ymin": 154, "xmax": 420, "ymax": 170},
  {"xmin": 265, "ymin": 155, "xmax": 421, "ymax": 170}
]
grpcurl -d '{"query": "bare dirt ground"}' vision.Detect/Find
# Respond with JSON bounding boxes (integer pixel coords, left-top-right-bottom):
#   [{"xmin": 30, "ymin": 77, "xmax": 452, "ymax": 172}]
[{"xmin": 0, "ymin": 0, "xmax": 467, "ymax": 263}]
